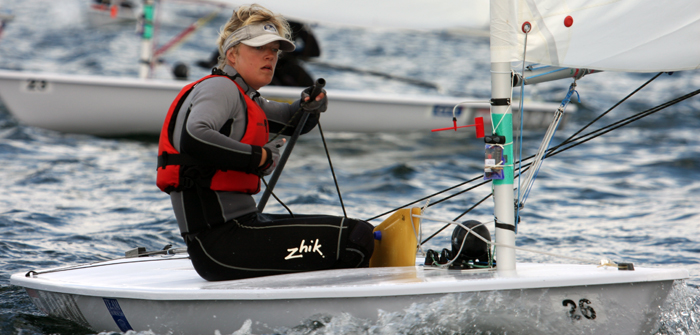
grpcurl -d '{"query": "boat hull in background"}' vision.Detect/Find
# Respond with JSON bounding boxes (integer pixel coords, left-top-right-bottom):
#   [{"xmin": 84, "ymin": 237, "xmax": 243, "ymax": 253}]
[
  {"xmin": 86, "ymin": 3, "xmax": 139, "ymax": 27},
  {"xmin": 0, "ymin": 70, "xmax": 570, "ymax": 136}
]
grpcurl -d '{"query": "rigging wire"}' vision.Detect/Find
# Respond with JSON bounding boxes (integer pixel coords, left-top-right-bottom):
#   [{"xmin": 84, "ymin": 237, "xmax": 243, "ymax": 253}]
[
  {"xmin": 365, "ymin": 175, "xmax": 490, "ymax": 222},
  {"xmin": 563, "ymin": 72, "xmax": 664, "ymax": 143},
  {"xmin": 317, "ymin": 121, "xmax": 347, "ymax": 218},
  {"xmin": 420, "ymin": 163, "xmax": 536, "ymax": 246},
  {"xmin": 265, "ymin": 112, "xmax": 347, "ymax": 217},
  {"xmin": 549, "ymin": 86, "xmax": 700, "ymax": 157},
  {"xmin": 25, "ymin": 248, "xmax": 189, "ymax": 277},
  {"xmin": 415, "ymin": 214, "xmax": 619, "ymax": 267},
  {"xmin": 374, "ymin": 77, "xmax": 700, "ymax": 247},
  {"xmin": 263, "ymin": 71, "xmax": 694, "ymax": 250},
  {"xmin": 518, "ymin": 82, "xmax": 578, "ymax": 207},
  {"xmin": 33, "ymin": 82, "xmax": 694, "ymax": 278},
  {"xmin": 515, "ymin": 26, "xmax": 530, "ymax": 233},
  {"xmin": 260, "ymin": 178, "xmax": 294, "ymax": 217},
  {"xmin": 420, "ymin": 192, "xmax": 492, "ymax": 245}
]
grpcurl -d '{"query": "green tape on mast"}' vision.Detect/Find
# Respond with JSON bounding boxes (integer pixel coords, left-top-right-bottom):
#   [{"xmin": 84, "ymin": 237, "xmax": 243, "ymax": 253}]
[
  {"xmin": 142, "ymin": 3, "xmax": 154, "ymax": 40},
  {"xmin": 491, "ymin": 112, "xmax": 514, "ymax": 185}
]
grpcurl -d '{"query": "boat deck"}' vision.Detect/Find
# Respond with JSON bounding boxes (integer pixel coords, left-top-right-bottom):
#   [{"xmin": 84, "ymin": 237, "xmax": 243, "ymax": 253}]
[{"xmin": 11, "ymin": 254, "xmax": 688, "ymax": 300}]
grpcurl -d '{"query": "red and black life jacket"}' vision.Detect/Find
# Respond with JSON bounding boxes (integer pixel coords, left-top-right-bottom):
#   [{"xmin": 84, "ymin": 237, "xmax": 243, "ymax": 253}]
[{"xmin": 156, "ymin": 75, "xmax": 269, "ymax": 194}]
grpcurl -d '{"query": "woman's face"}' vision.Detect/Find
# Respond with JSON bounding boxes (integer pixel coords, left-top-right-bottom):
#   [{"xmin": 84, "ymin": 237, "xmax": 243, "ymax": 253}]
[{"xmin": 227, "ymin": 42, "xmax": 280, "ymax": 90}]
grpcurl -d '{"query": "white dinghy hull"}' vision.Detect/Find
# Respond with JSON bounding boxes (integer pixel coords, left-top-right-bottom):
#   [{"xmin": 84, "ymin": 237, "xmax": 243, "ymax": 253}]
[
  {"xmin": 11, "ymin": 254, "xmax": 687, "ymax": 334},
  {"xmin": 0, "ymin": 70, "xmax": 569, "ymax": 136}
]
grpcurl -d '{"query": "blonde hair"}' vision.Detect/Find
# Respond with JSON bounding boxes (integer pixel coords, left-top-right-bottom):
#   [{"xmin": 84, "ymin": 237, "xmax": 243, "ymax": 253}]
[{"xmin": 217, "ymin": 4, "xmax": 291, "ymax": 69}]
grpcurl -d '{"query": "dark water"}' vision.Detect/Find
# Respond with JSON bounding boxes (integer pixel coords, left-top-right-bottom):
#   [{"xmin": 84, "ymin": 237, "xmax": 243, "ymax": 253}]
[{"xmin": 1, "ymin": 1, "xmax": 700, "ymax": 334}]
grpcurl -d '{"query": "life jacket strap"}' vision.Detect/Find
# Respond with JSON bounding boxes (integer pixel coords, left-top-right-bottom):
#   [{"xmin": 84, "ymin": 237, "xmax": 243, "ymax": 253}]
[
  {"xmin": 211, "ymin": 67, "xmax": 241, "ymax": 82},
  {"xmin": 157, "ymin": 151, "xmax": 201, "ymax": 170}
]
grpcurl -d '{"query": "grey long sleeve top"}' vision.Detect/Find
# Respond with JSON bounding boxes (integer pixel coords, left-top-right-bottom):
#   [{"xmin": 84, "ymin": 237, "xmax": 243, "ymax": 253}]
[{"xmin": 170, "ymin": 65, "xmax": 318, "ymax": 233}]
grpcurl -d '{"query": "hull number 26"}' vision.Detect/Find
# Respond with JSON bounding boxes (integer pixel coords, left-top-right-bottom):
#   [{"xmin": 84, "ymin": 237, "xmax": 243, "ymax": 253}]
[{"xmin": 563, "ymin": 298, "xmax": 597, "ymax": 320}]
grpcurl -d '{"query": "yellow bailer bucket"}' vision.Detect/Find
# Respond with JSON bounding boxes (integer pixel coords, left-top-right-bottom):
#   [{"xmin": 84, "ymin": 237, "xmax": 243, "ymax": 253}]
[{"xmin": 369, "ymin": 207, "xmax": 421, "ymax": 267}]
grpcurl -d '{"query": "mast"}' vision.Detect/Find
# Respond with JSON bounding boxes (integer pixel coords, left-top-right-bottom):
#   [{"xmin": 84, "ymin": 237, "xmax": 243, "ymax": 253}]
[
  {"xmin": 139, "ymin": 0, "xmax": 155, "ymax": 79},
  {"xmin": 489, "ymin": 0, "xmax": 516, "ymax": 271}
]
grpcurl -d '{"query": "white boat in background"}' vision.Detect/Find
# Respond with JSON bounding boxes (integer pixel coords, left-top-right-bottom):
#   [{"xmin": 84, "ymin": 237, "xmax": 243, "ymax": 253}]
[
  {"xmin": 10, "ymin": 0, "xmax": 699, "ymax": 334},
  {"xmin": 86, "ymin": 0, "xmax": 139, "ymax": 27},
  {"xmin": 0, "ymin": 0, "xmax": 572, "ymax": 136},
  {"xmin": 0, "ymin": 69, "xmax": 568, "ymax": 136}
]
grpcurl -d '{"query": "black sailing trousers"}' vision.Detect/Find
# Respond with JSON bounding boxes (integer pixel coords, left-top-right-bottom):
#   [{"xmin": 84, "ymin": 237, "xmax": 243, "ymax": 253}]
[{"xmin": 186, "ymin": 212, "xmax": 375, "ymax": 281}]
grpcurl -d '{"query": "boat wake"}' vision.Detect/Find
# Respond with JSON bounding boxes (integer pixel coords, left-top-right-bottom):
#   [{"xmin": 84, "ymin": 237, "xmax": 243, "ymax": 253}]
[
  {"xmin": 655, "ymin": 282, "xmax": 700, "ymax": 335},
  {"xmin": 197, "ymin": 282, "xmax": 700, "ymax": 335}
]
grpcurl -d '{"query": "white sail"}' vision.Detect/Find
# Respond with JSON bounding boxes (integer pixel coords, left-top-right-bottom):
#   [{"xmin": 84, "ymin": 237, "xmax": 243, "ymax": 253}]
[
  {"xmin": 214, "ymin": 0, "xmax": 490, "ymax": 30},
  {"xmin": 491, "ymin": 0, "xmax": 700, "ymax": 72}
]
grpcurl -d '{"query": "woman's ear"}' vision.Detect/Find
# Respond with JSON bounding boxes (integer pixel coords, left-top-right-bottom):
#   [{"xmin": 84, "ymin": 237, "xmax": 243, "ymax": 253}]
[{"xmin": 226, "ymin": 48, "xmax": 236, "ymax": 66}]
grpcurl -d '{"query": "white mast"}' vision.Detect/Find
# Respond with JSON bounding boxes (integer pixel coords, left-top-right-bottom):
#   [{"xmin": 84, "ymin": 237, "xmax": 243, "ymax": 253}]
[
  {"xmin": 138, "ymin": 0, "xmax": 155, "ymax": 79},
  {"xmin": 489, "ymin": 0, "xmax": 516, "ymax": 271}
]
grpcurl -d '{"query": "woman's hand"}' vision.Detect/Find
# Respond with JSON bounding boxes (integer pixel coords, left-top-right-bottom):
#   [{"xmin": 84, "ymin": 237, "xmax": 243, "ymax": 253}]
[
  {"xmin": 259, "ymin": 138, "xmax": 286, "ymax": 167},
  {"xmin": 303, "ymin": 92, "xmax": 325, "ymax": 102},
  {"xmin": 300, "ymin": 87, "xmax": 328, "ymax": 113}
]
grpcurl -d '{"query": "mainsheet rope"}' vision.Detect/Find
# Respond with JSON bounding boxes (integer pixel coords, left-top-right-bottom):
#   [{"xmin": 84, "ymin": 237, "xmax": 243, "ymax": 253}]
[
  {"xmin": 263, "ymin": 73, "xmax": 699, "ymax": 248},
  {"xmin": 377, "ymin": 79, "xmax": 700, "ymax": 246},
  {"xmin": 415, "ymin": 214, "xmax": 621, "ymax": 268},
  {"xmin": 28, "ymin": 80, "xmax": 695, "ymax": 276}
]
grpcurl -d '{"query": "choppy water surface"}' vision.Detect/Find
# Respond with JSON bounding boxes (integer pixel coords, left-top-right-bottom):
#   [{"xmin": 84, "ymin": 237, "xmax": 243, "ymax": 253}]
[{"xmin": 1, "ymin": 1, "xmax": 700, "ymax": 334}]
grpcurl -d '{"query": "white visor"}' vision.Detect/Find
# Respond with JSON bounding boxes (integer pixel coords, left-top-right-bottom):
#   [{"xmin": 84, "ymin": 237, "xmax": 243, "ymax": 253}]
[{"xmin": 223, "ymin": 22, "xmax": 295, "ymax": 53}]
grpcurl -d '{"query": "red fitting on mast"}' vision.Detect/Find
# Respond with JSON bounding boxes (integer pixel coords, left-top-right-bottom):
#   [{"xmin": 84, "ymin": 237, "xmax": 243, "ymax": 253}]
[
  {"xmin": 431, "ymin": 117, "xmax": 485, "ymax": 138},
  {"xmin": 475, "ymin": 117, "xmax": 484, "ymax": 138}
]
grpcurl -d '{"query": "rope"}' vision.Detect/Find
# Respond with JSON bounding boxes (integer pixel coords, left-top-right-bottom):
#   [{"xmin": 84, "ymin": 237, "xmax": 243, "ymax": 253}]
[
  {"xmin": 563, "ymin": 72, "xmax": 663, "ymax": 143},
  {"xmin": 370, "ymin": 78, "xmax": 699, "ymax": 251},
  {"xmin": 511, "ymin": 73, "xmax": 671, "ymax": 175},
  {"xmin": 365, "ymin": 174, "xmax": 486, "ymax": 221},
  {"xmin": 420, "ymin": 192, "xmax": 492, "ymax": 245},
  {"xmin": 433, "ymin": 220, "xmax": 490, "ymax": 269},
  {"xmin": 265, "ymin": 110, "xmax": 347, "ymax": 218},
  {"xmin": 153, "ymin": 9, "xmax": 221, "ymax": 58},
  {"xmin": 261, "ymin": 91, "xmax": 316, "ymax": 212},
  {"xmin": 415, "ymin": 214, "xmax": 617, "ymax": 267},
  {"xmin": 268, "ymin": 107, "xmax": 304, "ymax": 143},
  {"xmin": 317, "ymin": 121, "xmax": 347, "ymax": 218},
  {"xmin": 516, "ymin": 32, "xmax": 528, "ymax": 234},
  {"xmin": 548, "ymin": 87, "xmax": 700, "ymax": 158},
  {"xmin": 25, "ymin": 248, "xmax": 189, "ymax": 277},
  {"xmin": 260, "ymin": 178, "xmax": 294, "ymax": 217}
]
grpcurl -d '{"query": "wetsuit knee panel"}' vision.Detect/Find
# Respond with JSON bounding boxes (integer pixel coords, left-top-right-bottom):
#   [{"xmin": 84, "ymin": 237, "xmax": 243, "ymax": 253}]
[{"xmin": 337, "ymin": 219, "xmax": 375, "ymax": 268}]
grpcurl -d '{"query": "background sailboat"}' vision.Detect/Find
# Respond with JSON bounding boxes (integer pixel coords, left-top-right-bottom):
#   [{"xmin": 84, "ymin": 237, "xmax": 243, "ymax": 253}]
[
  {"xmin": 0, "ymin": 0, "xmax": 570, "ymax": 136},
  {"xmin": 2, "ymin": 0, "xmax": 700, "ymax": 334},
  {"xmin": 86, "ymin": 0, "xmax": 139, "ymax": 26}
]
